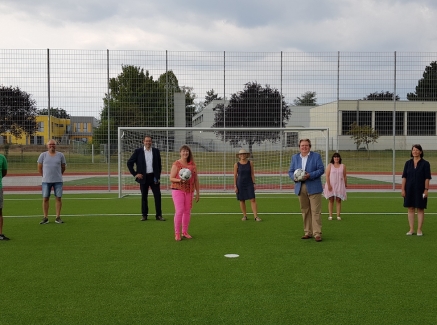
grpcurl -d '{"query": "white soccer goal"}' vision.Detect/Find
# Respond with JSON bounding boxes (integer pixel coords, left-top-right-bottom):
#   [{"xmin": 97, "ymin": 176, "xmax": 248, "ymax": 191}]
[{"xmin": 118, "ymin": 127, "xmax": 329, "ymax": 197}]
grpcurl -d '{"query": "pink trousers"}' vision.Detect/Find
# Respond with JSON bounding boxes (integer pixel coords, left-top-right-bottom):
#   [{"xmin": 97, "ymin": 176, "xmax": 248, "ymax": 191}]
[{"xmin": 172, "ymin": 190, "xmax": 193, "ymax": 234}]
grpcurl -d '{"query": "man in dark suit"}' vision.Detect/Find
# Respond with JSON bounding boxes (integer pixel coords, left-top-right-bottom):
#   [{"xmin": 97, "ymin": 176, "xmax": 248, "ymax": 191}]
[
  {"xmin": 127, "ymin": 136, "xmax": 165, "ymax": 221},
  {"xmin": 289, "ymin": 138, "xmax": 325, "ymax": 242}
]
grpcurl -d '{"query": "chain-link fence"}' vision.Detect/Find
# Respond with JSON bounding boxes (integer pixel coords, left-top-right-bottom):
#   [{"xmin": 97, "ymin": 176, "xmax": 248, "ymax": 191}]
[{"xmin": 1, "ymin": 50, "xmax": 436, "ymax": 192}]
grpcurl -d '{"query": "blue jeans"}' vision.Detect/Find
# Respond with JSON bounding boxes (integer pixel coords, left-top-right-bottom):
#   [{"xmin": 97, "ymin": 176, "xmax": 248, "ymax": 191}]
[{"xmin": 42, "ymin": 182, "xmax": 63, "ymax": 198}]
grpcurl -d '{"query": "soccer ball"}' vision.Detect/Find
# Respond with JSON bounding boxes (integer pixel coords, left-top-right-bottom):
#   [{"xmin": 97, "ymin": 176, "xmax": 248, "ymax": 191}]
[
  {"xmin": 293, "ymin": 168, "xmax": 306, "ymax": 182},
  {"xmin": 179, "ymin": 168, "xmax": 192, "ymax": 181}
]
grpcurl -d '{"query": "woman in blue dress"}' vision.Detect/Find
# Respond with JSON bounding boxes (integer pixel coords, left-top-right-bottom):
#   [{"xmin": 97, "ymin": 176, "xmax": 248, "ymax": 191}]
[
  {"xmin": 233, "ymin": 149, "xmax": 261, "ymax": 221},
  {"xmin": 401, "ymin": 144, "xmax": 431, "ymax": 236}
]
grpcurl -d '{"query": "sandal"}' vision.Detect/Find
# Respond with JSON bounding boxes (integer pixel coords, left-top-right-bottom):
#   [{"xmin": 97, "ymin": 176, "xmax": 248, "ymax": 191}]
[
  {"xmin": 254, "ymin": 216, "xmax": 262, "ymax": 222},
  {"xmin": 242, "ymin": 216, "xmax": 248, "ymax": 221}
]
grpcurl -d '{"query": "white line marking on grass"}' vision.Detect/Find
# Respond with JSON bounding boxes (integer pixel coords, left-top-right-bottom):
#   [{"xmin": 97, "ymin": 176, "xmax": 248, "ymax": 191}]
[{"xmin": 6, "ymin": 212, "xmax": 437, "ymax": 218}]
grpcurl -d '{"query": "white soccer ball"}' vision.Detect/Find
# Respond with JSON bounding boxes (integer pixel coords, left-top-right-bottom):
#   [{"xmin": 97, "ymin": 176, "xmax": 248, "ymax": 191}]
[
  {"xmin": 293, "ymin": 168, "xmax": 306, "ymax": 182},
  {"xmin": 179, "ymin": 168, "xmax": 192, "ymax": 181}
]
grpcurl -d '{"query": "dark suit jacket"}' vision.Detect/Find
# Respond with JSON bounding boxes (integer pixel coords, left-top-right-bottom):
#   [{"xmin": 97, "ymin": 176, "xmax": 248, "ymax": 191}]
[{"xmin": 127, "ymin": 147, "xmax": 162, "ymax": 184}]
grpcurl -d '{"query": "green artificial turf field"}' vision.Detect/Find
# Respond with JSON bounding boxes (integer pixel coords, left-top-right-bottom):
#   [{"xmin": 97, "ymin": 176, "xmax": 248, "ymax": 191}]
[{"xmin": 1, "ymin": 192, "xmax": 436, "ymax": 324}]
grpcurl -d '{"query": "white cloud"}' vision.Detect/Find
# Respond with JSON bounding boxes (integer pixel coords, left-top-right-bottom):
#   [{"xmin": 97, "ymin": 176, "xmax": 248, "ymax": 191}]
[
  {"xmin": 1, "ymin": 0, "xmax": 437, "ymax": 51},
  {"xmin": 1, "ymin": 0, "xmax": 436, "ymax": 118}
]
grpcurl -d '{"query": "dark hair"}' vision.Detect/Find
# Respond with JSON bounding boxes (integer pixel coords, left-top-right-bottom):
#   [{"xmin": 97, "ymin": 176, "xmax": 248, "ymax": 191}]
[
  {"xmin": 179, "ymin": 144, "xmax": 194, "ymax": 163},
  {"xmin": 299, "ymin": 138, "xmax": 312, "ymax": 148},
  {"xmin": 330, "ymin": 153, "xmax": 342, "ymax": 164},
  {"xmin": 411, "ymin": 144, "xmax": 424, "ymax": 158},
  {"xmin": 143, "ymin": 135, "xmax": 152, "ymax": 141}
]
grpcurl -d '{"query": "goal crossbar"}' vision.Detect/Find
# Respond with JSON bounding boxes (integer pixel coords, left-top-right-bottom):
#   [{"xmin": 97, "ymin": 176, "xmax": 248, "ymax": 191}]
[{"xmin": 118, "ymin": 126, "xmax": 329, "ymax": 197}]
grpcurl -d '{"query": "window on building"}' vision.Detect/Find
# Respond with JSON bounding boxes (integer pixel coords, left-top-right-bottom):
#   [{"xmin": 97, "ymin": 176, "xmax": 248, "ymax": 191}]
[
  {"xmin": 38, "ymin": 122, "xmax": 44, "ymax": 132},
  {"xmin": 84, "ymin": 123, "xmax": 89, "ymax": 132},
  {"xmin": 375, "ymin": 111, "xmax": 404, "ymax": 135},
  {"xmin": 193, "ymin": 115, "xmax": 204, "ymax": 126},
  {"xmin": 75, "ymin": 123, "xmax": 81, "ymax": 132},
  {"xmin": 407, "ymin": 112, "xmax": 436, "ymax": 135},
  {"xmin": 341, "ymin": 111, "xmax": 372, "ymax": 134},
  {"xmin": 286, "ymin": 132, "xmax": 298, "ymax": 147},
  {"xmin": 36, "ymin": 136, "xmax": 44, "ymax": 145}
]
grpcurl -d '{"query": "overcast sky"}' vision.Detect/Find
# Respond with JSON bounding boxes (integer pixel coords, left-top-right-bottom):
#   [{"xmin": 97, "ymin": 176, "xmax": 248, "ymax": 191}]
[
  {"xmin": 1, "ymin": 0, "xmax": 436, "ymax": 118},
  {"xmin": 1, "ymin": 0, "xmax": 437, "ymax": 51}
]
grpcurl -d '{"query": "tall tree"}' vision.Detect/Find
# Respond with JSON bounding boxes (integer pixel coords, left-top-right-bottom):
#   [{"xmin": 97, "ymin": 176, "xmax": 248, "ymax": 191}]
[
  {"xmin": 363, "ymin": 91, "xmax": 399, "ymax": 100},
  {"xmin": 195, "ymin": 89, "xmax": 223, "ymax": 114},
  {"xmin": 293, "ymin": 91, "xmax": 317, "ymax": 106},
  {"xmin": 94, "ymin": 65, "xmax": 175, "ymax": 145},
  {"xmin": 38, "ymin": 107, "xmax": 70, "ymax": 118},
  {"xmin": 156, "ymin": 70, "xmax": 182, "ymax": 127},
  {"xmin": 203, "ymin": 89, "xmax": 222, "ymax": 108},
  {"xmin": 0, "ymin": 85, "xmax": 38, "ymax": 138},
  {"xmin": 407, "ymin": 61, "xmax": 437, "ymax": 101},
  {"xmin": 211, "ymin": 82, "xmax": 291, "ymax": 154}
]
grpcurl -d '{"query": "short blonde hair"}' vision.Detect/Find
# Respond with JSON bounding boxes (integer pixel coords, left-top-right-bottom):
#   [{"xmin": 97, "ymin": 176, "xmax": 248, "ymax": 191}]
[{"xmin": 299, "ymin": 138, "xmax": 311, "ymax": 148}]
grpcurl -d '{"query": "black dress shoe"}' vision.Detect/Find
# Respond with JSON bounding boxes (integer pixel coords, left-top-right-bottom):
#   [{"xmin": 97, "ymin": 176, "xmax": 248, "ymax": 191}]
[
  {"xmin": 156, "ymin": 216, "xmax": 166, "ymax": 221},
  {"xmin": 141, "ymin": 217, "xmax": 148, "ymax": 221}
]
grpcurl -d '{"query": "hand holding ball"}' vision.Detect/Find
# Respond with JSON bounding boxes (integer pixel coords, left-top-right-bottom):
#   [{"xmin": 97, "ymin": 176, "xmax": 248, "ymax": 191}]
[
  {"xmin": 293, "ymin": 169, "xmax": 306, "ymax": 182},
  {"xmin": 179, "ymin": 168, "xmax": 192, "ymax": 181}
]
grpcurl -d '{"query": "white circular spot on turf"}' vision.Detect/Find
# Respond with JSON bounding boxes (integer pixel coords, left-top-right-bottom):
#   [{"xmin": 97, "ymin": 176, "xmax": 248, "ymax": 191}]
[{"xmin": 224, "ymin": 254, "xmax": 239, "ymax": 258}]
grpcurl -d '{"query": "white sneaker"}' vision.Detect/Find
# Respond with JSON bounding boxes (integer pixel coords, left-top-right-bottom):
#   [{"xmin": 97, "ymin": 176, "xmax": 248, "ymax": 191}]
[
  {"xmin": 337, "ymin": 216, "xmax": 341, "ymax": 220},
  {"xmin": 328, "ymin": 216, "xmax": 332, "ymax": 220}
]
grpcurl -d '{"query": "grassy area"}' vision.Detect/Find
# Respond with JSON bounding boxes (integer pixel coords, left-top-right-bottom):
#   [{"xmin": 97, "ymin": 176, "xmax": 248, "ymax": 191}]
[{"xmin": 2, "ymin": 193, "xmax": 436, "ymax": 324}]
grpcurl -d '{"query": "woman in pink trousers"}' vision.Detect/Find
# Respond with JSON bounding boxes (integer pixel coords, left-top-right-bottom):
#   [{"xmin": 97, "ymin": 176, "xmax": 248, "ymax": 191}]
[{"xmin": 169, "ymin": 145, "xmax": 200, "ymax": 241}]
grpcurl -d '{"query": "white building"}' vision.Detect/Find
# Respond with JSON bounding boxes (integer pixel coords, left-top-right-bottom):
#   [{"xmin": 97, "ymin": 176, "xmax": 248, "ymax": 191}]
[
  {"xmin": 190, "ymin": 99, "xmax": 437, "ymax": 152},
  {"xmin": 190, "ymin": 100, "xmax": 313, "ymax": 152},
  {"xmin": 310, "ymin": 100, "xmax": 437, "ymax": 150}
]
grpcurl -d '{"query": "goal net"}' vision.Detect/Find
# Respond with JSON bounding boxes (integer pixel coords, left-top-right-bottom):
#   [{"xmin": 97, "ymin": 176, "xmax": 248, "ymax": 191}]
[{"xmin": 118, "ymin": 127, "xmax": 329, "ymax": 197}]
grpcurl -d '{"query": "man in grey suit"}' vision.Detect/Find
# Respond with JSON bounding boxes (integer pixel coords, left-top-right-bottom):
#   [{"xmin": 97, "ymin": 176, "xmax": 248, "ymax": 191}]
[
  {"xmin": 127, "ymin": 136, "xmax": 165, "ymax": 221},
  {"xmin": 289, "ymin": 139, "xmax": 325, "ymax": 241}
]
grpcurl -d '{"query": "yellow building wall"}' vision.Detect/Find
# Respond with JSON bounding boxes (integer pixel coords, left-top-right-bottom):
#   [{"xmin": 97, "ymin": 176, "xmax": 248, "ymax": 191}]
[
  {"xmin": 70, "ymin": 122, "xmax": 93, "ymax": 143},
  {"xmin": 3, "ymin": 116, "xmax": 70, "ymax": 145}
]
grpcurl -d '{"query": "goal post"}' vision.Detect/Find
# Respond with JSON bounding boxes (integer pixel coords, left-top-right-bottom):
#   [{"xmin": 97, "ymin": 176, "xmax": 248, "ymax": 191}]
[{"xmin": 118, "ymin": 127, "xmax": 329, "ymax": 197}]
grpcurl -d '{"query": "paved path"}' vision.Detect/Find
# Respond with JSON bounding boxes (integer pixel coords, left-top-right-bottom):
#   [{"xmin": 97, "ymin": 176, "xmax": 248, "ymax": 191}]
[
  {"xmin": 3, "ymin": 175, "xmax": 98, "ymax": 187},
  {"xmin": 351, "ymin": 174, "xmax": 402, "ymax": 184},
  {"xmin": 2, "ymin": 173, "xmax": 404, "ymax": 188}
]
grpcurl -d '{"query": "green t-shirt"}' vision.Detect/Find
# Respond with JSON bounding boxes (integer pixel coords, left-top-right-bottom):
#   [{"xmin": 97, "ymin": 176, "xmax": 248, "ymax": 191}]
[{"xmin": 0, "ymin": 154, "xmax": 8, "ymax": 189}]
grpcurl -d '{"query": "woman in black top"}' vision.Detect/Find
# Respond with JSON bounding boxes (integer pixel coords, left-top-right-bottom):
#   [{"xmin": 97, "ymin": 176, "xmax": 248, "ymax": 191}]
[{"xmin": 401, "ymin": 144, "xmax": 431, "ymax": 236}]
